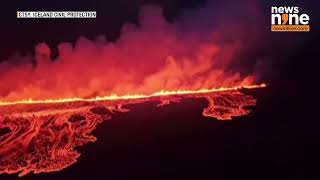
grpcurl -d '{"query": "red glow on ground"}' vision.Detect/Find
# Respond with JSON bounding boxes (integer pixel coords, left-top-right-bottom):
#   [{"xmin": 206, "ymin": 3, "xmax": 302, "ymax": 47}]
[{"xmin": 0, "ymin": 85, "xmax": 264, "ymax": 177}]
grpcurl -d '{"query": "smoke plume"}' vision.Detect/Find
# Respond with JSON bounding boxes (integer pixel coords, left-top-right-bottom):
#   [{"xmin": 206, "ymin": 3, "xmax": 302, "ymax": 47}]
[{"xmin": 0, "ymin": 1, "xmax": 264, "ymax": 101}]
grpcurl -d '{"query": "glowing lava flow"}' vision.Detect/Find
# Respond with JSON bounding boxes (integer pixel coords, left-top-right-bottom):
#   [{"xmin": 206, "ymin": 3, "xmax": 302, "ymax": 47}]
[
  {"xmin": 0, "ymin": 84, "xmax": 265, "ymax": 177},
  {"xmin": 0, "ymin": 84, "xmax": 266, "ymax": 106}
]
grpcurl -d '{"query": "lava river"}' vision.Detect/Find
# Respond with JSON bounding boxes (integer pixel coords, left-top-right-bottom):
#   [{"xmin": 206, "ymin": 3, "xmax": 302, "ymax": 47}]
[{"xmin": 0, "ymin": 84, "xmax": 265, "ymax": 177}]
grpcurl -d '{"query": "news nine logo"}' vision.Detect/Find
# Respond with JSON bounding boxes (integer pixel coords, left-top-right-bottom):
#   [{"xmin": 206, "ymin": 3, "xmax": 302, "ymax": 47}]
[{"xmin": 271, "ymin": 6, "xmax": 310, "ymax": 32}]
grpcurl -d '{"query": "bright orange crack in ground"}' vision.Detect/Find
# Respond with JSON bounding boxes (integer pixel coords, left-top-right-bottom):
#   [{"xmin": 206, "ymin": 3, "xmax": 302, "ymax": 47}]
[
  {"xmin": 0, "ymin": 84, "xmax": 266, "ymax": 106},
  {"xmin": 0, "ymin": 83, "xmax": 265, "ymax": 177}
]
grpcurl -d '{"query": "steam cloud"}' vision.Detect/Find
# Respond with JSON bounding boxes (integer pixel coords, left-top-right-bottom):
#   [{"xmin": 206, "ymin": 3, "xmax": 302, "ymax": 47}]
[{"xmin": 0, "ymin": 1, "xmax": 264, "ymax": 101}]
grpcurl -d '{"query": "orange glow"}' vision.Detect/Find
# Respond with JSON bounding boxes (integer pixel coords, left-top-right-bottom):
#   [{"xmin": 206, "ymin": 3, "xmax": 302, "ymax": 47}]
[
  {"xmin": 0, "ymin": 2, "xmax": 268, "ymax": 177},
  {"xmin": 0, "ymin": 83, "xmax": 266, "ymax": 106},
  {"xmin": 0, "ymin": 84, "xmax": 266, "ymax": 177}
]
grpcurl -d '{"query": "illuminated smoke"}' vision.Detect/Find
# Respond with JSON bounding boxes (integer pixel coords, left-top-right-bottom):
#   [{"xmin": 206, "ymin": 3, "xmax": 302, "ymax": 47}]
[
  {"xmin": 0, "ymin": 1, "xmax": 263, "ymax": 102},
  {"xmin": 0, "ymin": 1, "xmax": 267, "ymax": 176}
]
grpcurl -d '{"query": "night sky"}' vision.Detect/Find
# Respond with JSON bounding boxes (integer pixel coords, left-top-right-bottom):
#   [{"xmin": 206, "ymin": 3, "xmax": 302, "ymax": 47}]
[
  {"xmin": 0, "ymin": 0, "xmax": 317, "ymax": 58},
  {"xmin": 1, "ymin": 0, "xmax": 320, "ymax": 179}
]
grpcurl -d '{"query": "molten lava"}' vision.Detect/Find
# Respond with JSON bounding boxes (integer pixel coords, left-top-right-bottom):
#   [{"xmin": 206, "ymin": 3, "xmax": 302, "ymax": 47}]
[
  {"xmin": 0, "ymin": 0, "xmax": 269, "ymax": 176},
  {"xmin": 0, "ymin": 84, "xmax": 265, "ymax": 177}
]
